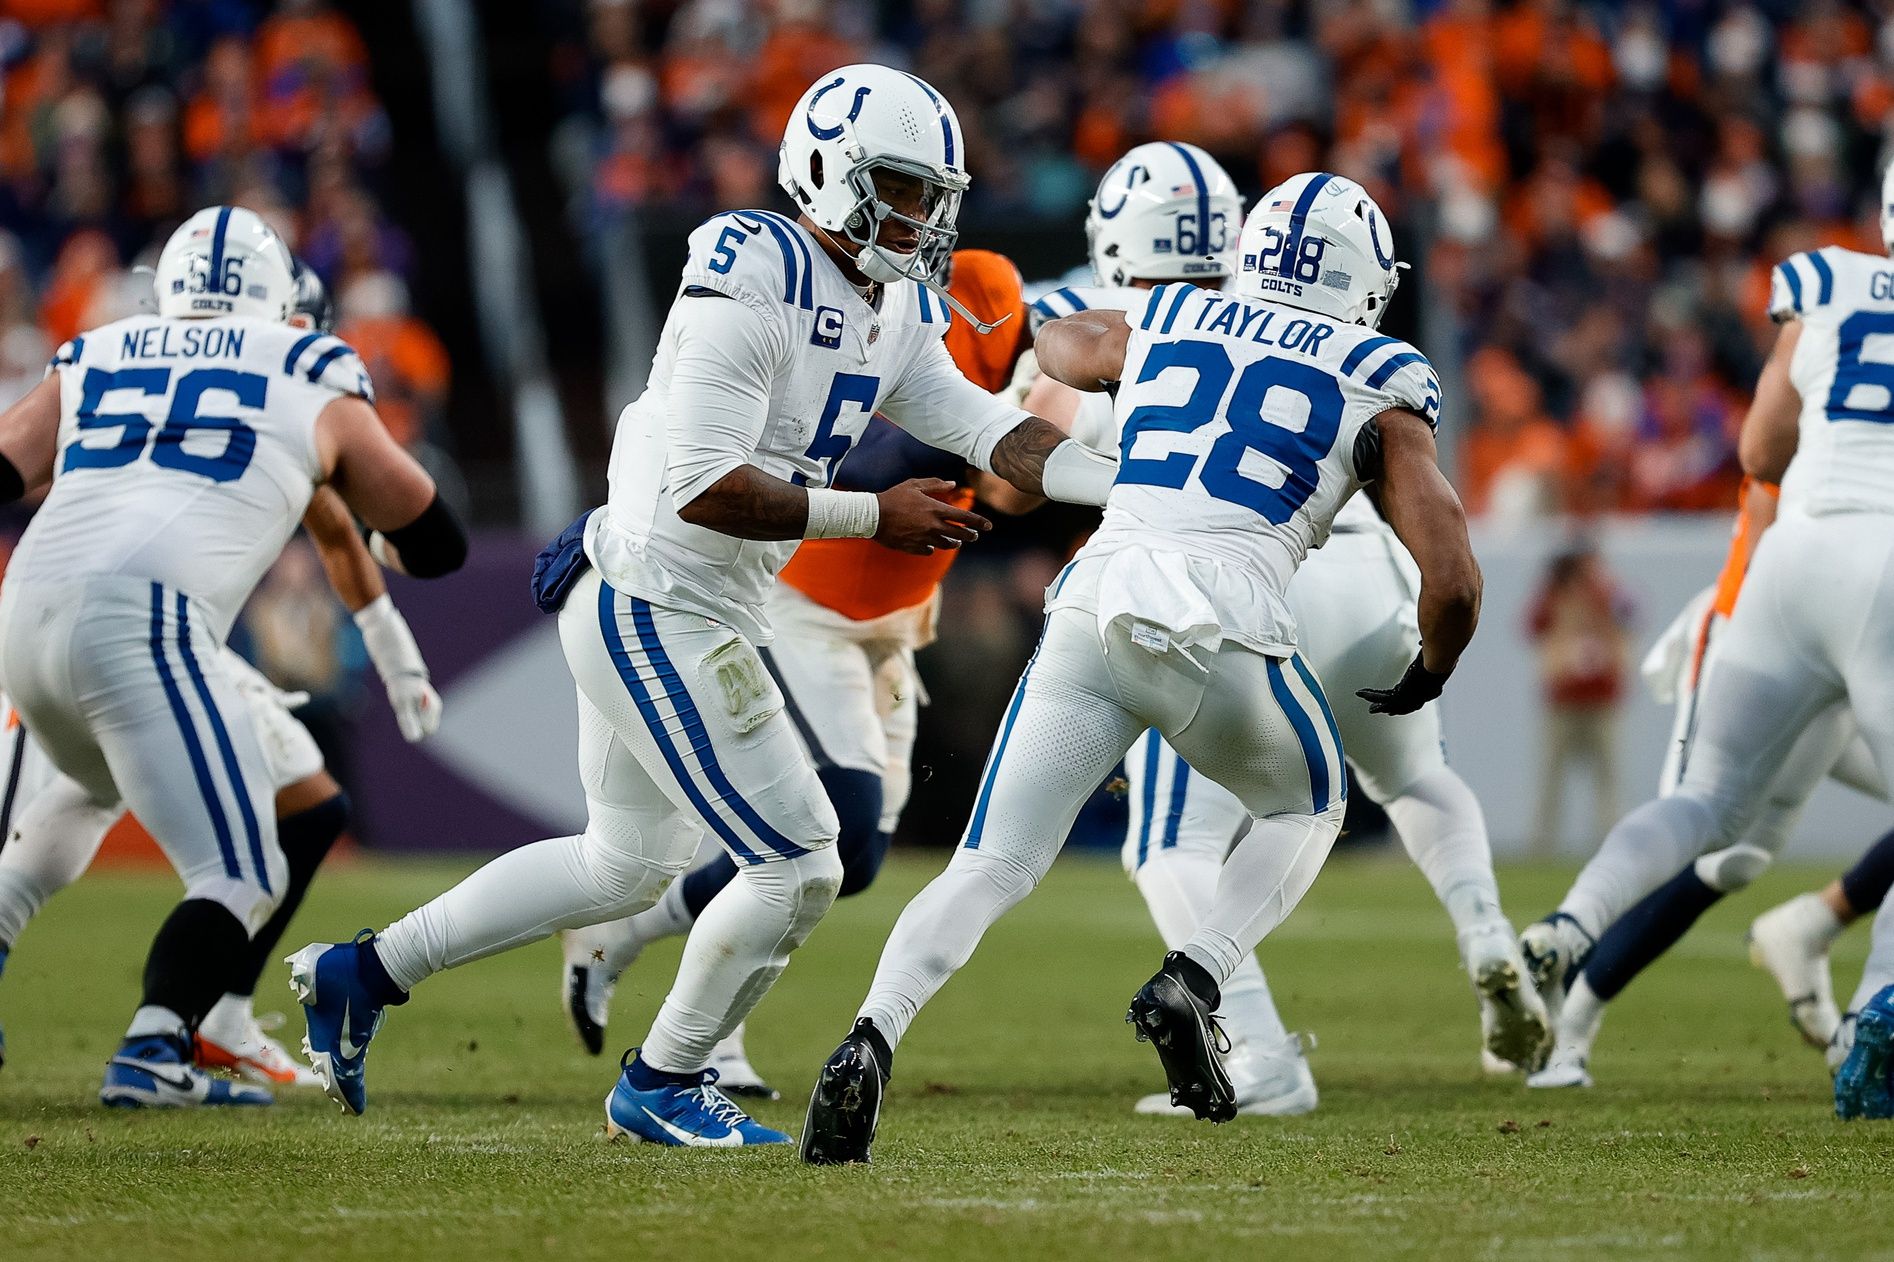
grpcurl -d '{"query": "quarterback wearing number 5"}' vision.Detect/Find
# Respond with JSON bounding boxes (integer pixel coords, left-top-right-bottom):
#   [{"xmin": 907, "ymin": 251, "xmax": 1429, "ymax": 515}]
[
  {"xmin": 804, "ymin": 173, "xmax": 1482, "ymax": 1162},
  {"xmin": 286, "ymin": 64, "xmax": 1116, "ymax": 1144}
]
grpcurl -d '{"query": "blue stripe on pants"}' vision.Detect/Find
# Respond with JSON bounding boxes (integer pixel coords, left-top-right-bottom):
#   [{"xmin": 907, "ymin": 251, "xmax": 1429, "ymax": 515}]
[
  {"xmin": 628, "ymin": 599, "xmax": 807, "ymax": 860},
  {"xmin": 147, "ymin": 583, "xmax": 240, "ymax": 881},
  {"xmin": 1266, "ymin": 657, "xmax": 1331, "ymax": 813},
  {"xmin": 1288, "ymin": 654, "xmax": 1345, "ymax": 797},
  {"xmin": 963, "ymin": 633, "xmax": 1045, "ymax": 850},
  {"xmin": 594, "ymin": 582, "xmax": 763, "ymax": 863},
  {"xmin": 1135, "ymin": 729, "xmax": 1160, "ymax": 867},
  {"xmin": 1161, "ymin": 745, "xmax": 1190, "ymax": 849},
  {"xmin": 174, "ymin": 594, "xmax": 270, "ymax": 892}
]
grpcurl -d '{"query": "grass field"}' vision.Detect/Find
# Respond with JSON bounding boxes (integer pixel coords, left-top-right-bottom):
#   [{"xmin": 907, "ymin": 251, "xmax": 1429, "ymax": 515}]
[{"xmin": 3, "ymin": 850, "xmax": 1892, "ymax": 1260}]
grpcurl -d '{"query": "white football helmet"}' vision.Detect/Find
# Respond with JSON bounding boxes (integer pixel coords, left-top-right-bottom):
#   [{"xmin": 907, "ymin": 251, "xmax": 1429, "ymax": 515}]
[
  {"xmin": 1881, "ymin": 161, "xmax": 1894, "ymax": 255},
  {"xmin": 1234, "ymin": 172, "xmax": 1404, "ymax": 328},
  {"xmin": 778, "ymin": 64, "xmax": 969, "ymax": 288},
  {"xmin": 1087, "ymin": 141, "xmax": 1243, "ymax": 288},
  {"xmin": 154, "ymin": 206, "xmax": 297, "ymax": 322}
]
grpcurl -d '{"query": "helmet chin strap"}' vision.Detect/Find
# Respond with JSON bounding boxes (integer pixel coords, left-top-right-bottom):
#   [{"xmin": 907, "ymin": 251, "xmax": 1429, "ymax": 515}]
[{"xmin": 816, "ymin": 222, "xmax": 1012, "ymax": 334}]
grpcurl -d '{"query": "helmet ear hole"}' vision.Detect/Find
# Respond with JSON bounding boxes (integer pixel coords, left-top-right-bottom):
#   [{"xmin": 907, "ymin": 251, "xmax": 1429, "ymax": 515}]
[{"xmin": 809, "ymin": 152, "xmax": 825, "ymax": 190}]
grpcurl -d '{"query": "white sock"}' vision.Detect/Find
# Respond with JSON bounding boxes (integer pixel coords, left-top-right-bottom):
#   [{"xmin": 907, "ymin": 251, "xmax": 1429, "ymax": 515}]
[
  {"xmin": 1133, "ymin": 849, "xmax": 1290, "ymax": 1047},
  {"xmin": 1554, "ymin": 974, "xmax": 1605, "ymax": 1059},
  {"xmin": 0, "ymin": 779, "xmax": 121, "ymax": 946},
  {"xmin": 375, "ymin": 832, "xmax": 676, "ymax": 993},
  {"xmin": 1559, "ymin": 795, "xmax": 1717, "ymax": 940},
  {"xmin": 859, "ymin": 847, "xmax": 1040, "ymax": 1050},
  {"xmin": 641, "ymin": 849, "xmax": 841, "ymax": 1074},
  {"xmin": 125, "ymin": 1005, "xmax": 187, "ymax": 1042},
  {"xmin": 608, "ymin": 876, "xmax": 698, "ymax": 971},
  {"xmin": 1848, "ymin": 895, "xmax": 1894, "ymax": 1014},
  {"xmin": 1383, "ymin": 767, "xmax": 1506, "ymax": 936},
  {"xmin": 1182, "ymin": 809, "xmax": 1339, "ymax": 986}
]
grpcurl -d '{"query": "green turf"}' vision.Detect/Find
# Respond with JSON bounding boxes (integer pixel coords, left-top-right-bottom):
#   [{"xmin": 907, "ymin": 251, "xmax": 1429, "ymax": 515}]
[{"xmin": 3, "ymin": 851, "xmax": 1892, "ymax": 1260}]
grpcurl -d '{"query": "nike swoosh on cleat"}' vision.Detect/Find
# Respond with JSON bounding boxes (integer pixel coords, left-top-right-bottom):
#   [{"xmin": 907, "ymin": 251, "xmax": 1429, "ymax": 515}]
[
  {"xmin": 113, "ymin": 1059, "xmax": 199, "ymax": 1094},
  {"xmin": 338, "ymin": 998, "xmax": 367, "ymax": 1060},
  {"xmin": 641, "ymin": 1106, "xmax": 741, "ymax": 1147}
]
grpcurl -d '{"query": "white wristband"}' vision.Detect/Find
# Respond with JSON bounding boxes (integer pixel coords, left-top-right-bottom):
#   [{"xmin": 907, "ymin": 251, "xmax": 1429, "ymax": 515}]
[
  {"xmin": 1040, "ymin": 438, "xmax": 1119, "ymax": 507},
  {"xmin": 803, "ymin": 487, "xmax": 881, "ymax": 540},
  {"xmin": 353, "ymin": 593, "xmax": 429, "ymax": 684}
]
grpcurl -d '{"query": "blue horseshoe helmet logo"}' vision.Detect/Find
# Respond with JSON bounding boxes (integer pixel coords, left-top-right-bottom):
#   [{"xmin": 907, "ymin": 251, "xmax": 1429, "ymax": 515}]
[
  {"xmin": 808, "ymin": 77, "xmax": 874, "ymax": 140},
  {"xmin": 1094, "ymin": 162, "xmax": 1148, "ymax": 220},
  {"xmin": 1366, "ymin": 207, "xmax": 1396, "ymax": 271}
]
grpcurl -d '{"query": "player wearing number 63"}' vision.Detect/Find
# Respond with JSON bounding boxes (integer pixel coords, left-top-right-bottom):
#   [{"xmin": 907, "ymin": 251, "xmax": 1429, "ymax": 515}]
[
  {"xmin": 0, "ymin": 205, "xmax": 463, "ymax": 1107},
  {"xmin": 282, "ymin": 63, "xmax": 1115, "ymax": 1142},
  {"xmin": 802, "ymin": 172, "xmax": 1485, "ymax": 1163}
]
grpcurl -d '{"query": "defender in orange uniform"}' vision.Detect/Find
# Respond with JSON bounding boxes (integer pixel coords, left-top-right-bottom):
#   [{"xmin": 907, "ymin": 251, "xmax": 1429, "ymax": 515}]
[
  {"xmin": 560, "ymin": 251, "xmax": 1035, "ymax": 1094},
  {"xmin": 1530, "ymin": 474, "xmax": 1892, "ymax": 1087}
]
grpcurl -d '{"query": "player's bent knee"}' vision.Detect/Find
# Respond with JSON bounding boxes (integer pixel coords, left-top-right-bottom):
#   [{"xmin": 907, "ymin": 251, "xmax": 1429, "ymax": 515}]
[
  {"xmin": 184, "ymin": 875, "xmax": 283, "ymax": 937},
  {"xmin": 741, "ymin": 845, "xmax": 843, "ymax": 945},
  {"xmin": 818, "ymin": 765, "xmax": 888, "ymax": 896},
  {"xmin": 1693, "ymin": 843, "xmax": 1772, "ymax": 893}
]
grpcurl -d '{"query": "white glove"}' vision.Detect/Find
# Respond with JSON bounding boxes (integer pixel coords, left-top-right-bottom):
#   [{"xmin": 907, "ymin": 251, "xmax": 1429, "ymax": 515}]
[
  {"xmin": 1002, "ymin": 346, "xmax": 1041, "ymax": 409},
  {"xmin": 354, "ymin": 594, "xmax": 442, "ymax": 743}
]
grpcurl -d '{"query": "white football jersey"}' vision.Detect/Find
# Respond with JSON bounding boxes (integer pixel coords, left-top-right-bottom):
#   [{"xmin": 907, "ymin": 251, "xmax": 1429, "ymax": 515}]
[
  {"xmin": 587, "ymin": 209, "xmax": 1025, "ymax": 641},
  {"xmin": 1770, "ymin": 245, "xmax": 1894, "ymax": 517},
  {"xmin": 1051, "ymin": 283, "xmax": 1437, "ymax": 655},
  {"xmin": 10, "ymin": 315, "xmax": 370, "ymax": 639}
]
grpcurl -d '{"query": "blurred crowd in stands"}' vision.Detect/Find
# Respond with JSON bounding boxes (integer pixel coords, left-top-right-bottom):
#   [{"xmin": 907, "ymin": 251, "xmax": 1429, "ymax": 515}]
[
  {"xmin": 0, "ymin": 0, "xmax": 451, "ymax": 457},
  {"xmin": 574, "ymin": 0, "xmax": 1894, "ymax": 522}
]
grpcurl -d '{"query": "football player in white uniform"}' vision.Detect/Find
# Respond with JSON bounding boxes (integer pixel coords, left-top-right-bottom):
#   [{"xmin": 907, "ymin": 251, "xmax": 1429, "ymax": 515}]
[
  {"xmin": 1523, "ymin": 165, "xmax": 1894, "ymax": 1100},
  {"xmin": 1026, "ymin": 151, "xmax": 1548, "ymax": 1114},
  {"xmin": 285, "ymin": 65, "xmax": 1116, "ymax": 1143},
  {"xmin": 0, "ymin": 262, "xmax": 444, "ymax": 1093},
  {"xmin": 0, "ymin": 207, "xmax": 461, "ymax": 1107},
  {"xmin": 802, "ymin": 173, "xmax": 1485, "ymax": 1163}
]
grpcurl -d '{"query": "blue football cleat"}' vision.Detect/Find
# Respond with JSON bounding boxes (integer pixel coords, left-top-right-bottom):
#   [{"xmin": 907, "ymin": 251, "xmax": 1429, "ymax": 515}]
[
  {"xmin": 99, "ymin": 1034, "xmax": 272, "ymax": 1108},
  {"xmin": 1835, "ymin": 985, "xmax": 1894, "ymax": 1120},
  {"xmin": 286, "ymin": 932, "xmax": 390, "ymax": 1116},
  {"xmin": 605, "ymin": 1051, "xmax": 790, "ymax": 1147}
]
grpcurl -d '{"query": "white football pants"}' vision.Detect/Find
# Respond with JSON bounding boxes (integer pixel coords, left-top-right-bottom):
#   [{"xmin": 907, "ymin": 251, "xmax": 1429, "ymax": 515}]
[
  {"xmin": 1561, "ymin": 514, "xmax": 1894, "ymax": 937},
  {"xmin": 0, "ymin": 577, "xmax": 285, "ymax": 930},
  {"xmin": 372, "ymin": 569, "xmax": 841, "ymax": 1074},
  {"xmin": 858, "ymin": 605, "xmax": 1346, "ymax": 1047}
]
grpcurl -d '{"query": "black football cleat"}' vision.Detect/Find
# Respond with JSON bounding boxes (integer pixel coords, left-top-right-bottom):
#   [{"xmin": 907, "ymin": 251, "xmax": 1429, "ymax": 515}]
[
  {"xmin": 801, "ymin": 1018, "xmax": 892, "ymax": 1165},
  {"xmin": 1127, "ymin": 952, "xmax": 1236, "ymax": 1123}
]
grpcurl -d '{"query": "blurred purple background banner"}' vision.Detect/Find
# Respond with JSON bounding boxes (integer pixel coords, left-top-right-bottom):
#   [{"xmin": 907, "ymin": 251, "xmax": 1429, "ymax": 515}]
[{"xmin": 353, "ymin": 533, "xmax": 583, "ymax": 852}]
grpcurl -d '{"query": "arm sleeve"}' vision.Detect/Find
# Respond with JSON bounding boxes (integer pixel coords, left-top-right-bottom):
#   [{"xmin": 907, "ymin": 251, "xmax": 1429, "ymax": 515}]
[
  {"xmin": 664, "ymin": 294, "xmax": 790, "ymax": 510},
  {"xmin": 878, "ymin": 335, "xmax": 1030, "ymax": 473}
]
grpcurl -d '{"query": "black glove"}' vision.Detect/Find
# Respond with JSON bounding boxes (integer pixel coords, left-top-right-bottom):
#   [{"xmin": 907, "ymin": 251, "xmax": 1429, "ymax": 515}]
[{"xmin": 1356, "ymin": 650, "xmax": 1450, "ymax": 715}]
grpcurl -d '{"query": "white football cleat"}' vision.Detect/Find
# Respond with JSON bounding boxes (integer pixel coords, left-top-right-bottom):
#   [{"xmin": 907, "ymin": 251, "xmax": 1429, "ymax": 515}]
[
  {"xmin": 1462, "ymin": 921, "xmax": 1552, "ymax": 1072},
  {"xmin": 194, "ymin": 996, "xmax": 320, "ymax": 1088},
  {"xmin": 1747, "ymin": 893, "xmax": 1843, "ymax": 1050},
  {"xmin": 1135, "ymin": 1033, "xmax": 1318, "ymax": 1117},
  {"xmin": 1526, "ymin": 1041, "xmax": 1593, "ymax": 1089},
  {"xmin": 560, "ymin": 928, "xmax": 620, "ymax": 1057},
  {"xmin": 1481, "ymin": 1050, "xmax": 1520, "ymax": 1076},
  {"xmin": 706, "ymin": 1023, "xmax": 779, "ymax": 1100},
  {"xmin": 1518, "ymin": 914, "xmax": 1592, "ymax": 1037}
]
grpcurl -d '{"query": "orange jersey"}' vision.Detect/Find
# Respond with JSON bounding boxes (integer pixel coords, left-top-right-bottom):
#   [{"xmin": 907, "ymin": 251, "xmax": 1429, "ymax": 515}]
[
  {"xmin": 1687, "ymin": 476, "xmax": 1780, "ymax": 686},
  {"xmin": 1711, "ymin": 477, "xmax": 1779, "ymax": 619},
  {"xmin": 780, "ymin": 250, "xmax": 1029, "ymax": 622}
]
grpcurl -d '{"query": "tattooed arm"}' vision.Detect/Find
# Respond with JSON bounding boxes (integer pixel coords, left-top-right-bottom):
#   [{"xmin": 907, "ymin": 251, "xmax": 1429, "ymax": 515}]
[{"xmin": 882, "ymin": 337, "xmax": 1120, "ymax": 507}]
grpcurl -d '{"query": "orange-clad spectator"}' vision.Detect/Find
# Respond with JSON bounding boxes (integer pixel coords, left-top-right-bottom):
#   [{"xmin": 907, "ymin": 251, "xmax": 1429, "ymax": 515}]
[
  {"xmin": 183, "ymin": 36, "xmax": 263, "ymax": 165},
  {"xmin": 1461, "ymin": 347, "xmax": 1568, "ymax": 516},
  {"xmin": 252, "ymin": 0, "xmax": 376, "ymax": 153},
  {"xmin": 336, "ymin": 272, "xmax": 449, "ymax": 450},
  {"xmin": 6, "ymin": 0, "xmax": 104, "ymax": 28},
  {"xmin": 36, "ymin": 230, "xmax": 117, "ymax": 348},
  {"xmin": 1624, "ymin": 375, "xmax": 1743, "ymax": 513},
  {"xmin": 0, "ymin": 30, "xmax": 76, "ymax": 182},
  {"xmin": 747, "ymin": 13, "xmax": 863, "ymax": 144}
]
